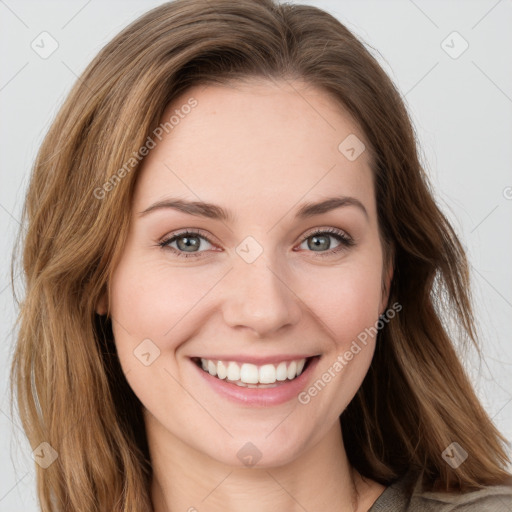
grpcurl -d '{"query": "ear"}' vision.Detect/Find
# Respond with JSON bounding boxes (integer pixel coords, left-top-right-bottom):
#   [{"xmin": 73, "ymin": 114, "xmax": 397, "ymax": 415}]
[{"xmin": 95, "ymin": 289, "xmax": 108, "ymax": 316}]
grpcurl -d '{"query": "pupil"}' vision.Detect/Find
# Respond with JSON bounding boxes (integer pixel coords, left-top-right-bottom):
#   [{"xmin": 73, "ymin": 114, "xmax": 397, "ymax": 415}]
[
  {"xmin": 309, "ymin": 234, "xmax": 329, "ymax": 251},
  {"xmin": 176, "ymin": 234, "xmax": 331, "ymax": 253},
  {"xmin": 178, "ymin": 236, "xmax": 199, "ymax": 252}
]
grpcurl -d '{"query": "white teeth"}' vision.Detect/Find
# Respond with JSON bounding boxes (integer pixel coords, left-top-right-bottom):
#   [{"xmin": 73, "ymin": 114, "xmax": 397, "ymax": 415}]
[
  {"xmin": 259, "ymin": 364, "xmax": 276, "ymax": 384},
  {"xmin": 286, "ymin": 361, "xmax": 297, "ymax": 380},
  {"xmin": 240, "ymin": 363, "xmax": 259, "ymax": 384},
  {"xmin": 207, "ymin": 360, "xmax": 217, "ymax": 376},
  {"xmin": 217, "ymin": 361, "xmax": 227, "ymax": 380},
  {"xmin": 198, "ymin": 357, "xmax": 309, "ymax": 385},
  {"xmin": 226, "ymin": 361, "xmax": 240, "ymax": 381},
  {"xmin": 276, "ymin": 361, "xmax": 288, "ymax": 381}
]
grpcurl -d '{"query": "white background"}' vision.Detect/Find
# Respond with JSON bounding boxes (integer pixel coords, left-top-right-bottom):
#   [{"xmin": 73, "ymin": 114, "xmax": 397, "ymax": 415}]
[{"xmin": 1, "ymin": 0, "xmax": 511, "ymax": 509}]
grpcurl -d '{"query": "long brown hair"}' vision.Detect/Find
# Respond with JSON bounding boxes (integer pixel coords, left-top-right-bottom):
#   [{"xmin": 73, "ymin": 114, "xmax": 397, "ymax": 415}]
[{"xmin": 10, "ymin": 0, "xmax": 510, "ymax": 510}]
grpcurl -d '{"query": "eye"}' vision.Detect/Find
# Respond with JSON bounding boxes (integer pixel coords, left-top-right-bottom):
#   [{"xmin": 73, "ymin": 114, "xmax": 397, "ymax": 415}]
[
  {"xmin": 158, "ymin": 229, "xmax": 215, "ymax": 258},
  {"xmin": 158, "ymin": 227, "xmax": 354, "ymax": 259},
  {"xmin": 296, "ymin": 227, "xmax": 354, "ymax": 257}
]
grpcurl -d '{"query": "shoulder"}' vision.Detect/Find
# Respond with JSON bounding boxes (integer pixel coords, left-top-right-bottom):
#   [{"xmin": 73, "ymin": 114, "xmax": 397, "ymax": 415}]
[
  {"xmin": 412, "ymin": 482, "xmax": 512, "ymax": 511},
  {"xmin": 369, "ymin": 469, "xmax": 512, "ymax": 511}
]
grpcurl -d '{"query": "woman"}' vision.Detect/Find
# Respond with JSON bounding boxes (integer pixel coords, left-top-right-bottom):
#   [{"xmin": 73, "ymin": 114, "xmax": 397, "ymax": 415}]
[{"xmin": 10, "ymin": 0, "xmax": 512, "ymax": 510}]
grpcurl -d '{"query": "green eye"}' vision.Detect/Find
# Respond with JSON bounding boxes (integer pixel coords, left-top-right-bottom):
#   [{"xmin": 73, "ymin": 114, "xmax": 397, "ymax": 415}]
[
  {"xmin": 159, "ymin": 229, "xmax": 214, "ymax": 258},
  {"xmin": 298, "ymin": 228, "xmax": 354, "ymax": 257},
  {"xmin": 159, "ymin": 227, "xmax": 354, "ymax": 259}
]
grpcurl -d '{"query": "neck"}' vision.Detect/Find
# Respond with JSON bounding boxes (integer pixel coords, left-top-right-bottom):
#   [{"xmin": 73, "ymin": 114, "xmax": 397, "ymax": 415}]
[{"xmin": 146, "ymin": 413, "xmax": 385, "ymax": 512}]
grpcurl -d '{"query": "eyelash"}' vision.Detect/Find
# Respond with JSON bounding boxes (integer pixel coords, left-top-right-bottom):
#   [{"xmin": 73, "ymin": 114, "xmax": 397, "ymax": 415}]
[{"xmin": 158, "ymin": 227, "xmax": 354, "ymax": 259}]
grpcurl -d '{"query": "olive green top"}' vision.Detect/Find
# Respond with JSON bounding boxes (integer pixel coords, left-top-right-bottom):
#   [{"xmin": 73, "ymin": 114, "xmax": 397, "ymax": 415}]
[{"xmin": 368, "ymin": 470, "xmax": 512, "ymax": 511}]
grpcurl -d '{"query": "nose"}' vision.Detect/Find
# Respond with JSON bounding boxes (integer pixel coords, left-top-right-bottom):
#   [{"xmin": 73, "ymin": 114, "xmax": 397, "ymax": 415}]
[{"xmin": 221, "ymin": 255, "xmax": 303, "ymax": 338}]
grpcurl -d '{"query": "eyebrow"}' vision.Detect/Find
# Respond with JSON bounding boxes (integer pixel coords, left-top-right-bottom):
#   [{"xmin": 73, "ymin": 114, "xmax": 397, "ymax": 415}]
[{"xmin": 138, "ymin": 195, "xmax": 368, "ymax": 222}]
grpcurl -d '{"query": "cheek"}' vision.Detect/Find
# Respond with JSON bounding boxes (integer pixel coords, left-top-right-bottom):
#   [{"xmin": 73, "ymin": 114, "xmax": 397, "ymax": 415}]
[
  {"xmin": 109, "ymin": 253, "xmax": 225, "ymax": 354},
  {"xmin": 300, "ymin": 258, "xmax": 384, "ymax": 347},
  {"xmin": 108, "ymin": 256, "xmax": 225, "ymax": 410},
  {"xmin": 293, "ymin": 263, "xmax": 383, "ymax": 417},
  {"xmin": 110, "ymin": 243, "xmax": 384, "ymax": 353}
]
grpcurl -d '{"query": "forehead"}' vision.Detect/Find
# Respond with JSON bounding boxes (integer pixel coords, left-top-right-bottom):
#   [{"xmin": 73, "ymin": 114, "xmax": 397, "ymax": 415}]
[{"xmin": 133, "ymin": 79, "xmax": 375, "ymax": 220}]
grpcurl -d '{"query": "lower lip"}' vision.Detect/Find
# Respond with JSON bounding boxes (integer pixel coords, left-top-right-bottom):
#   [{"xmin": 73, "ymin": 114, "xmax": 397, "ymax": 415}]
[{"xmin": 191, "ymin": 356, "xmax": 320, "ymax": 407}]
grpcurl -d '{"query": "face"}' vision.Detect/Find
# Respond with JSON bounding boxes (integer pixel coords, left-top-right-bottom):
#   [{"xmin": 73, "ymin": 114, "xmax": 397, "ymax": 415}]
[{"xmin": 106, "ymin": 79, "xmax": 392, "ymax": 468}]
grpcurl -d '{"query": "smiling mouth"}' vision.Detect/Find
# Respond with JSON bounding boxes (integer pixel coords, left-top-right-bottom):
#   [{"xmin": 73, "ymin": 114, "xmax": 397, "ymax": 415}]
[{"xmin": 191, "ymin": 356, "xmax": 318, "ymax": 388}]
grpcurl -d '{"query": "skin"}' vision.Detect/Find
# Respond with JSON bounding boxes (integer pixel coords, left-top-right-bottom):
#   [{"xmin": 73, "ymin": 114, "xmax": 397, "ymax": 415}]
[{"xmin": 99, "ymin": 79, "xmax": 393, "ymax": 511}]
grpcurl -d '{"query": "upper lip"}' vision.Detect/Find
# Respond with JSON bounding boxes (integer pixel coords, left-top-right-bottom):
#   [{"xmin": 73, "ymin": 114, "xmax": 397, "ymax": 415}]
[{"xmin": 191, "ymin": 354, "xmax": 318, "ymax": 365}]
